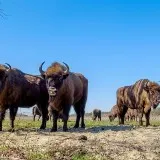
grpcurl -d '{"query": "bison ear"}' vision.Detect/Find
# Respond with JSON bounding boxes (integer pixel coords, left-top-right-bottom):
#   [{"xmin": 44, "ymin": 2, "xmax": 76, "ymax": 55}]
[
  {"xmin": 63, "ymin": 73, "xmax": 69, "ymax": 80},
  {"xmin": 144, "ymin": 85, "xmax": 149, "ymax": 92},
  {"xmin": 41, "ymin": 74, "xmax": 46, "ymax": 79}
]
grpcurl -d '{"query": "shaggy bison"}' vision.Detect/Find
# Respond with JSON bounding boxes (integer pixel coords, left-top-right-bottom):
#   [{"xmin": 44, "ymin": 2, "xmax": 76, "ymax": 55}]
[
  {"xmin": 92, "ymin": 109, "xmax": 101, "ymax": 121},
  {"xmin": 117, "ymin": 79, "xmax": 160, "ymax": 126},
  {"xmin": 0, "ymin": 63, "xmax": 49, "ymax": 131},
  {"xmin": 32, "ymin": 105, "xmax": 42, "ymax": 121},
  {"xmin": 108, "ymin": 105, "xmax": 119, "ymax": 122},
  {"xmin": 39, "ymin": 62, "xmax": 88, "ymax": 132}
]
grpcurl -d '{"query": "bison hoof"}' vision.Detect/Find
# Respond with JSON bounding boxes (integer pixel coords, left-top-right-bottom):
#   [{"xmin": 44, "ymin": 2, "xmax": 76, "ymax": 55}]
[
  {"xmin": 73, "ymin": 125, "xmax": 79, "ymax": 128},
  {"xmin": 81, "ymin": 124, "xmax": 85, "ymax": 128},
  {"xmin": 50, "ymin": 128, "xmax": 57, "ymax": 132},
  {"xmin": 8, "ymin": 128, "xmax": 15, "ymax": 132},
  {"xmin": 40, "ymin": 126, "xmax": 46, "ymax": 130},
  {"xmin": 63, "ymin": 127, "xmax": 68, "ymax": 132}
]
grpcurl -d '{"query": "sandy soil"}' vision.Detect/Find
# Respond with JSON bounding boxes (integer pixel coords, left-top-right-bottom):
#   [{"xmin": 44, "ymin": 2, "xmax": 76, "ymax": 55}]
[{"xmin": 0, "ymin": 125, "xmax": 160, "ymax": 160}]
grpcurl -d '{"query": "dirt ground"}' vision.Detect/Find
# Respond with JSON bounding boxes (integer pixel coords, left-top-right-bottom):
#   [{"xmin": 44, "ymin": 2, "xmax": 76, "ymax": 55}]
[{"xmin": 1, "ymin": 122, "xmax": 160, "ymax": 160}]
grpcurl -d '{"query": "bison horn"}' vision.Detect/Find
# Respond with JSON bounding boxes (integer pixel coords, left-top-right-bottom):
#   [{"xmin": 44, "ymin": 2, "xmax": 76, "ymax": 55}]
[
  {"xmin": 5, "ymin": 63, "xmax": 11, "ymax": 70},
  {"xmin": 63, "ymin": 62, "xmax": 69, "ymax": 74},
  {"xmin": 39, "ymin": 61, "xmax": 45, "ymax": 75}
]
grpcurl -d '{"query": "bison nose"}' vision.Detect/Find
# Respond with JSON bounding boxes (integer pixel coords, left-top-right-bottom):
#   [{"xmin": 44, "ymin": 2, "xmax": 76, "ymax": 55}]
[{"xmin": 48, "ymin": 87, "xmax": 57, "ymax": 96}]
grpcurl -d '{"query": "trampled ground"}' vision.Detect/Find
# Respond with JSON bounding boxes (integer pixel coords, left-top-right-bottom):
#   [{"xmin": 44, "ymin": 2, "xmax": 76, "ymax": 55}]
[{"xmin": 0, "ymin": 116, "xmax": 160, "ymax": 160}]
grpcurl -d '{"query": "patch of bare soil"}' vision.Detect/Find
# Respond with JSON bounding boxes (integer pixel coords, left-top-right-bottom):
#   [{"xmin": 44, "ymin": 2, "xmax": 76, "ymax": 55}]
[{"xmin": 0, "ymin": 125, "xmax": 160, "ymax": 160}]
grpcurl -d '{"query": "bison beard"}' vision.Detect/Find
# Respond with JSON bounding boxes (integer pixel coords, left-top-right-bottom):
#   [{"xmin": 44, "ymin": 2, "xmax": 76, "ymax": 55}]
[
  {"xmin": 0, "ymin": 64, "xmax": 49, "ymax": 131},
  {"xmin": 116, "ymin": 79, "xmax": 160, "ymax": 126},
  {"xmin": 39, "ymin": 62, "xmax": 88, "ymax": 132}
]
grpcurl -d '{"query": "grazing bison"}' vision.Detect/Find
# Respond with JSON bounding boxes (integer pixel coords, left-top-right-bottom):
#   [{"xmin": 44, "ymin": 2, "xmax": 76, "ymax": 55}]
[
  {"xmin": 0, "ymin": 63, "xmax": 49, "ymax": 131},
  {"xmin": 92, "ymin": 109, "xmax": 101, "ymax": 121},
  {"xmin": 108, "ymin": 105, "xmax": 120, "ymax": 122},
  {"xmin": 39, "ymin": 62, "xmax": 88, "ymax": 132},
  {"xmin": 117, "ymin": 79, "xmax": 160, "ymax": 126},
  {"xmin": 32, "ymin": 105, "xmax": 42, "ymax": 121}
]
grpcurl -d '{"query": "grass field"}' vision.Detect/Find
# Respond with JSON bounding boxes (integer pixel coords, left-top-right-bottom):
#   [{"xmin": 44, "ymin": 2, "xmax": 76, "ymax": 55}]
[{"xmin": 1, "ymin": 115, "xmax": 160, "ymax": 160}]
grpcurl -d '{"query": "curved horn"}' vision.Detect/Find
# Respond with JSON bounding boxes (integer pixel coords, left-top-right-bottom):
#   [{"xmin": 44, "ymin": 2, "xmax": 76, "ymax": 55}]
[
  {"xmin": 5, "ymin": 63, "xmax": 11, "ymax": 70},
  {"xmin": 39, "ymin": 61, "xmax": 45, "ymax": 75},
  {"xmin": 63, "ymin": 62, "xmax": 69, "ymax": 74}
]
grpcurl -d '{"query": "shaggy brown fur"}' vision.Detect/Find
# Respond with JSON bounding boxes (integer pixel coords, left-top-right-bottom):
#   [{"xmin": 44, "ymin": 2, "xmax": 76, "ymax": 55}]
[
  {"xmin": 40, "ymin": 62, "xmax": 88, "ymax": 132},
  {"xmin": 92, "ymin": 109, "xmax": 101, "ymax": 121},
  {"xmin": 117, "ymin": 79, "xmax": 160, "ymax": 126},
  {"xmin": 0, "ymin": 64, "xmax": 49, "ymax": 131},
  {"xmin": 108, "ymin": 105, "xmax": 120, "ymax": 122},
  {"xmin": 45, "ymin": 62, "xmax": 67, "ymax": 76}
]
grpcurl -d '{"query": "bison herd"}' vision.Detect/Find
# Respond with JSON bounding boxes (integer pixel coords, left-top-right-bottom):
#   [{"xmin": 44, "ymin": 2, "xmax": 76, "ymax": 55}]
[{"xmin": 0, "ymin": 62, "xmax": 160, "ymax": 132}]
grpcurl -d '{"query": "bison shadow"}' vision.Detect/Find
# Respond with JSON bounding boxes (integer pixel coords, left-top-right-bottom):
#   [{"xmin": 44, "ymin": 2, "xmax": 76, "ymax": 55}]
[
  {"xmin": 1, "ymin": 125, "xmax": 135, "ymax": 135},
  {"xmin": 70, "ymin": 125, "xmax": 134, "ymax": 133}
]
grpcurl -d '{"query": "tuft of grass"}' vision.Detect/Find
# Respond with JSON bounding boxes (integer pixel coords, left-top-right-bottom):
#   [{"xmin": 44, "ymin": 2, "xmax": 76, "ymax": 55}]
[
  {"xmin": 72, "ymin": 153, "xmax": 92, "ymax": 160},
  {"xmin": 27, "ymin": 152, "xmax": 51, "ymax": 160}
]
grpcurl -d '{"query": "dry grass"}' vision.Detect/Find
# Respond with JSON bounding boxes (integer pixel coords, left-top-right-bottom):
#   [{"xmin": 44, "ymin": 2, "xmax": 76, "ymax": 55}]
[{"xmin": 0, "ymin": 114, "xmax": 160, "ymax": 160}]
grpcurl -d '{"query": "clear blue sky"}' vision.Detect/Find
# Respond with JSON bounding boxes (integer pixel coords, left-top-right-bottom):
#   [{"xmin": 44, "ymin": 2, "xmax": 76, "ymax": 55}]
[{"xmin": 0, "ymin": 0, "xmax": 160, "ymax": 115}]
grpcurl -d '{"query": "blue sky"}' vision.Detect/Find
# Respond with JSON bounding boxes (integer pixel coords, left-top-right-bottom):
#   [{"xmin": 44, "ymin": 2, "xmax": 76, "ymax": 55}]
[{"xmin": 0, "ymin": 0, "xmax": 160, "ymax": 115}]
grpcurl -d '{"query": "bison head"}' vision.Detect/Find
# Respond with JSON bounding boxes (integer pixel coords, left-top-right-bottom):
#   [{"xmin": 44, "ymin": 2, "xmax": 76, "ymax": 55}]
[
  {"xmin": 39, "ymin": 62, "xmax": 69, "ymax": 100},
  {"xmin": 108, "ymin": 114, "xmax": 115, "ymax": 122},
  {"xmin": 0, "ymin": 63, "xmax": 11, "ymax": 91},
  {"xmin": 144, "ymin": 81, "xmax": 160, "ymax": 109}
]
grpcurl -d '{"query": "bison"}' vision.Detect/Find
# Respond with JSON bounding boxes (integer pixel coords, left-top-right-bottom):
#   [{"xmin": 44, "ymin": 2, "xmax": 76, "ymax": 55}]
[
  {"xmin": 0, "ymin": 63, "xmax": 49, "ymax": 131},
  {"xmin": 92, "ymin": 109, "xmax": 101, "ymax": 121},
  {"xmin": 108, "ymin": 105, "xmax": 120, "ymax": 122},
  {"xmin": 125, "ymin": 108, "xmax": 138, "ymax": 122},
  {"xmin": 32, "ymin": 105, "xmax": 42, "ymax": 121},
  {"xmin": 117, "ymin": 79, "xmax": 160, "ymax": 126},
  {"xmin": 39, "ymin": 62, "xmax": 88, "ymax": 132}
]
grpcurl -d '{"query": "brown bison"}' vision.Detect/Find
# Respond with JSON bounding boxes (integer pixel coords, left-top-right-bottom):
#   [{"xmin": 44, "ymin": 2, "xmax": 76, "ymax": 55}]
[
  {"xmin": 108, "ymin": 105, "xmax": 120, "ymax": 122},
  {"xmin": 125, "ymin": 108, "xmax": 138, "ymax": 121},
  {"xmin": 39, "ymin": 62, "xmax": 88, "ymax": 132},
  {"xmin": 117, "ymin": 79, "xmax": 160, "ymax": 126},
  {"xmin": 92, "ymin": 109, "xmax": 101, "ymax": 121},
  {"xmin": 32, "ymin": 105, "xmax": 42, "ymax": 121},
  {"xmin": 0, "ymin": 63, "xmax": 49, "ymax": 131}
]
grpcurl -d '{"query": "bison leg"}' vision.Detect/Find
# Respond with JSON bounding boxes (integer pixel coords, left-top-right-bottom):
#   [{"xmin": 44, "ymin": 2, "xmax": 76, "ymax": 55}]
[
  {"xmin": 80, "ymin": 108, "xmax": 85, "ymax": 128},
  {"xmin": 38, "ymin": 115, "xmax": 41, "ymax": 121},
  {"xmin": 33, "ymin": 115, "xmax": 36, "ymax": 121},
  {"xmin": 0, "ymin": 111, "xmax": 6, "ymax": 131},
  {"xmin": 119, "ymin": 106, "xmax": 128, "ymax": 125},
  {"xmin": 138, "ymin": 108, "xmax": 143, "ymax": 126},
  {"xmin": 9, "ymin": 107, "xmax": 18, "ymax": 132},
  {"xmin": 73, "ymin": 105, "xmax": 81, "ymax": 128},
  {"xmin": 50, "ymin": 110, "xmax": 58, "ymax": 132},
  {"xmin": 38, "ymin": 104, "xmax": 48, "ymax": 130},
  {"xmin": 145, "ymin": 108, "xmax": 151, "ymax": 127},
  {"xmin": 62, "ymin": 107, "xmax": 70, "ymax": 132}
]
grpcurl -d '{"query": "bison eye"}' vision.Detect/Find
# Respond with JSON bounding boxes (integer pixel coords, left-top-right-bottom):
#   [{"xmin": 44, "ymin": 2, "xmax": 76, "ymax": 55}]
[{"xmin": 59, "ymin": 76, "xmax": 63, "ymax": 81}]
